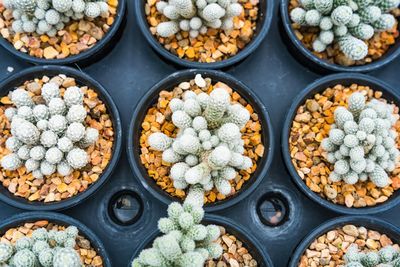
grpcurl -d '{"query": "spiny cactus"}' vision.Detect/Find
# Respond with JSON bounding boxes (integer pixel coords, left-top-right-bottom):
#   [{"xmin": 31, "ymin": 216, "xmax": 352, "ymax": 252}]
[
  {"xmin": 155, "ymin": 0, "xmax": 244, "ymax": 38},
  {"xmin": 148, "ymin": 75, "xmax": 252, "ymax": 201},
  {"xmin": 290, "ymin": 0, "xmax": 399, "ymax": 60},
  {"xmin": 131, "ymin": 201, "xmax": 222, "ymax": 267},
  {"xmin": 344, "ymin": 244, "xmax": 400, "ymax": 267},
  {"xmin": 1, "ymin": 82, "xmax": 99, "ymax": 179},
  {"xmin": 5, "ymin": 0, "xmax": 110, "ymax": 36},
  {"xmin": 321, "ymin": 92, "xmax": 400, "ymax": 188},
  {"xmin": 0, "ymin": 226, "xmax": 82, "ymax": 267}
]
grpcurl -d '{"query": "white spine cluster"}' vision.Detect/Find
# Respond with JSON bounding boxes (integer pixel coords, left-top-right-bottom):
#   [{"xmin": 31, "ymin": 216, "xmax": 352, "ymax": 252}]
[
  {"xmin": 1, "ymin": 82, "xmax": 99, "ymax": 179},
  {"xmin": 148, "ymin": 75, "xmax": 252, "ymax": 199}
]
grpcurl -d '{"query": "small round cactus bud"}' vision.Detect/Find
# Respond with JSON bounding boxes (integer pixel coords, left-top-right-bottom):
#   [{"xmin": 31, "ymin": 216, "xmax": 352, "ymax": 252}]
[
  {"xmin": 314, "ymin": 0, "xmax": 333, "ymax": 14},
  {"xmin": 319, "ymin": 30, "xmax": 334, "ymax": 45},
  {"xmin": 85, "ymin": 2, "xmax": 101, "ymax": 18},
  {"xmin": 192, "ymin": 116, "xmax": 207, "ymax": 131},
  {"xmin": 25, "ymin": 158, "xmax": 39, "ymax": 172},
  {"xmin": 45, "ymin": 9, "xmax": 60, "ymax": 25},
  {"xmin": 189, "ymin": 17, "xmax": 202, "ymax": 30},
  {"xmin": 66, "ymin": 104, "xmax": 87, "ymax": 123},
  {"xmin": 72, "ymin": 0, "xmax": 85, "ymax": 13},
  {"xmin": 156, "ymin": 0, "xmax": 168, "ymax": 12},
  {"xmin": 66, "ymin": 225, "xmax": 79, "ymax": 238},
  {"xmin": 334, "ymin": 25, "xmax": 348, "ymax": 36},
  {"xmin": 32, "ymin": 228, "xmax": 48, "ymax": 241},
  {"xmin": 64, "ymin": 86, "xmax": 84, "ymax": 106},
  {"xmin": 37, "ymin": 120, "xmax": 49, "ymax": 131},
  {"xmin": 305, "ymin": 9, "xmax": 322, "ymax": 26},
  {"xmin": 12, "ymin": 20, "xmax": 24, "ymax": 33},
  {"xmin": 11, "ymin": 88, "xmax": 34, "ymax": 108},
  {"xmin": 6, "ymin": 136, "xmax": 22, "ymax": 152},
  {"xmin": 148, "ymin": 132, "xmax": 172, "ymax": 151},
  {"xmin": 30, "ymin": 145, "xmax": 46, "ymax": 160},
  {"xmin": 169, "ymin": 98, "xmax": 184, "ymax": 112},
  {"xmin": 48, "ymin": 115, "xmax": 67, "ymax": 133},
  {"xmin": 5, "ymin": 107, "xmax": 17, "ymax": 121},
  {"xmin": 347, "ymin": 13, "xmax": 361, "ymax": 27},
  {"xmin": 370, "ymin": 165, "xmax": 390, "ymax": 187},
  {"xmin": 372, "ymin": 14, "xmax": 396, "ymax": 31},
  {"xmin": 170, "ymin": 162, "xmax": 190, "ymax": 181},
  {"xmin": 344, "ymin": 134, "xmax": 359, "ymax": 148},
  {"xmin": 163, "ymin": 5, "xmax": 180, "ymax": 19},
  {"xmin": 320, "ymin": 16, "xmax": 333, "ymax": 30},
  {"xmin": 66, "ymin": 148, "xmax": 88, "ymax": 169},
  {"xmin": 162, "ymin": 148, "xmax": 182, "ymax": 163},
  {"xmin": 33, "ymin": 169, "xmax": 44, "ymax": 179},
  {"xmin": 299, "ymin": 0, "xmax": 314, "ymax": 9},
  {"xmin": 179, "ymin": 19, "xmax": 190, "ymax": 31},
  {"xmin": 180, "ymin": 134, "xmax": 201, "ymax": 154},
  {"xmin": 41, "ymin": 160, "xmax": 56, "ymax": 176},
  {"xmin": 38, "ymin": 248, "xmax": 53, "ymax": 267},
  {"xmin": 331, "ymin": 5, "xmax": 353, "ymax": 25},
  {"xmin": 1, "ymin": 153, "xmax": 22, "ymax": 171},
  {"xmin": 185, "ymin": 154, "xmax": 199, "ymax": 166},
  {"xmin": 157, "ymin": 21, "xmax": 180, "ymax": 37},
  {"xmin": 32, "ymin": 240, "xmax": 49, "ymax": 256},
  {"xmin": 198, "ymin": 129, "xmax": 211, "ymax": 141},
  {"xmin": 334, "ymin": 159, "xmax": 350, "ymax": 175},
  {"xmin": 348, "ymin": 92, "xmax": 366, "ymax": 113},
  {"xmin": 17, "ymin": 106, "xmax": 34, "ymax": 122},
  {"xmin": 290, "ymin": 7, "xmax": 307, "ymax": 24},
  {"xmin": 219, "ymin": 166, "xmax": 236, "ymax": 180},
  {"xmin": 41, "ymin": 82, "xmax": 60, "ymax": 102},
  {"xmin": 15, "ymin": 237, "xmax": 32, "ymax": 251},
  {"xmin": 344, "ymin": 121, "xmax": 358, "ymax": 134},
  {"xmin": 57, "ymin": 160, "xmax": 73, "ymax": 176},
  {"xmin": 329, "ymin": 171, "xmax": 342, "ymax": 182},
  {"xmin": 33, "ymin": 104, "xmax": 49, "ymax": 120},
  {"xmin": 17, "ymin": 145, "xmax": 30, "ymax": 160},
  {"xmin": 48, "ymin": 98, "xmax": 66, "ymax": 115},
  {"xmin": 349, "ymin": 146, "xmax": 364, "ymax": 161},
  {"xmin": 13, "ymin": 249, "xmax": 36, "ymax": 267},
  {"xmin": 343, "ymin": 171, "xmax": 358, "ymax": 184},
  {"xmin": 338, "ymin": 35, "xmax": 369, "ymax": 61},
  {"xmin": 356, "ymin": 130, "xmax": 367, "ymax": 141},
  {"xmin": 22, "ymin": 21, "xmax": 36, "ymax": 33},
  {"xmin": 184, "ymin": 98, "xmax": 202, "ymax": 117},
  {"xmin": 66, "ymin": 122, "xmax": 85, "ymax": 142},
  {"xmin": 217, "ymin": 123, "xmax": 240, "ymax": 143},
  {"xmin": 202, "ymin": 3, "xmax": 226, "ymax": 22},
  {"xmin": 334, "ymin": 107, "xmax": 354, "ymax": 128},
  {"xmin": 359, "ymin": 5, "xmax": 382, "ymax": 24},
  {"xmin": 41, "ymin": 130, "xmax": 58, "ymax": 148},
  {"xmin": 45, "ymin": 147, "xmax": 63, "ymax": 164},
  {"xmin": 52, "ymin": 248, "xmax": 81, "ymax": 267},
  {"xmin": 350, "ymin": 23, "xmax": 374, "ymax": 40},
  {"xmin": 172, "ymin": 110, "xmax": 193, "ymax": 129},
  {"xmin": 329, "ymin": 128, "xmax": 345, "ymax": 145},
  {"xmin": 208, "ymin": 145, "xmax": 231, "ymax": 169},
  {"xmin": 350, "ymin": 159, "xmax": 367, "ymax": 174}
]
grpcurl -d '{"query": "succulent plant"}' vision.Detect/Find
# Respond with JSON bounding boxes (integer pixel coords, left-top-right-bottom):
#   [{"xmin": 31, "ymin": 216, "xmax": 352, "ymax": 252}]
[
  {"xmin": 148, "ymin": 75, "xmax": 252, "ymax": 201},
  {"xmin": 344, "ymin": 244, "xmax": 400, "ymax": 267},
  {"xmin": 290, "ymin": 0, "xmax": 399, "ymax": 60},
  {"xmin": 1, "ymin": 82, "xmax": 99, "ymax": 179},
  {"xmin": 155, "ymin": 0, "xmax": 244, "ymax": 38},
  {"xmin": 131, "ymin": 201, "xmax": 222, "ymax": 267},
  {"xmin": 5, "ymin": 0, "xmax": 110, "ymax": 35},
  {"xmin": 0, "ymin": 226, "xmax": 82, "ymax": 267},
  {"xmin": 321, "ymin": 92, "xmax": 400, "ymax": 188}
]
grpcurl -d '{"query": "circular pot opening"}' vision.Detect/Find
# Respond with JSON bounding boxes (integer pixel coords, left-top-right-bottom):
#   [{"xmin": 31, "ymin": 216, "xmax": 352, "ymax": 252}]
[
  {"xmin": 127, "ymin": 69, "xmax": 274, "ymax": 212},
  {"xmin": 107, "ymin": 190, "xmax": 144, "ymax": 226},
  {"xmin": 0, "ymin": 0, "xmax": 127, "ymax": 66},
  {"xmin": 0, "ymin": 211, "xmax": 112, "ymax": 267},
  {"xmin": 288, "ymin": 216, "xmax": 400, "ymax": 267},
  {"xmin": 0, "ymin": 65, "xmax": 122, "ymax": 211},
  {"xmin": 128, "ymin": 214, "xmax": 274, "ymax": 267},
  {"xmin": 134, "ymin": 0, "xmax": 274, "ymax": 69},
  {"xmin": 282, "ymin": 73, "xmax": 400, "ymax": 215},
  {"xmin": 257, "ymin": 192, "xmax": 290, "ymax": 227},
  {"xmin": 279, "ymin": 0, "xmax": 400, "ymax": 74}
]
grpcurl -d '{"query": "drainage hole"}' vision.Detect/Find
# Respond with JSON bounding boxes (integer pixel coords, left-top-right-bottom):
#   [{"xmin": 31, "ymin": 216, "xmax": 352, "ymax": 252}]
[
  {"xmin": 108, "ymin": 190, "xmax": 143, "ymax": 226},
  {"xmin": 257, "ymin": 192, "xmax": 289, "ymax": 227}
]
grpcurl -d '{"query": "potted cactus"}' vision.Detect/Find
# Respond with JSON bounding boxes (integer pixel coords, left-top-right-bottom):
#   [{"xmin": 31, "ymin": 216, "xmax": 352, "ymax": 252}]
[
  {"xmin": 0, "ymin": 211, "xmax": 111, "ymax": 266},
  {"xmin": 129, "ymin": 199, "xmax": 272, "ymax": 267},
  {"xmin": 135, "ymin": 0, "xmax": 274, "ymax": 68},
  {"xmin": 280, "ymin": 0, "xmax": 400, "ymax": 73},
  {"xmin": 0, "ymin": 65, "xmax": 122, "ymax": 210},
  {"xmin": 282, "ymin": 73, "xmax": 400, "ymax": 214},
  {"xmin": 127, "ymin": 70, "xmax": 273, "ymax": 211},
  {"xmin": 288, "ymin": 216, "xmax": 400, "ymax": 267},
  {"xmin": 0, "ymin": 0, "xmax": 126, "ymax": 64}
]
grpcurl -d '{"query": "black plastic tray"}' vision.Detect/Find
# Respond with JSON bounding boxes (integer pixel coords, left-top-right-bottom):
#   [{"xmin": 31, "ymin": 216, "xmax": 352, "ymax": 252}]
[{"xmin": 0, "ymin": 0, "xmax": 399, "ymax": 266}]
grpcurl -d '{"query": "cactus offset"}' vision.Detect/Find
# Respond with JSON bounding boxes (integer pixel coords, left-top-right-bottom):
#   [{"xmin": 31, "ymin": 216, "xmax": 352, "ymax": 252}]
[{"xmin": 344, "ymin": 244, "xmax": 400, "ymax": 267}]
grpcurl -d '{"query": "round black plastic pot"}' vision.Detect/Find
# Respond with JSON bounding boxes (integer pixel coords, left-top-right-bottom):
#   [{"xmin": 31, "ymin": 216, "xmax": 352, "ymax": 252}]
[
  {"xmin": 128, "ymin": 214, "xmax": 274, "ymax": 267},
  {"xmin": 127, "ymin": 69, "xmax": 274, "ymax": 212},
  {"xmin": 0, "ymin": 0, "xmax": 126, "ymax": 66},
  {"xmin": 288, "ymin": 216, "xmax": 400, "ymax": 266},
  {"xmin": 0, "ymin": 211, "xmax": 112, "ymax": 266},
  {"xmin": 279, "ymin": 0, "xmax": 400, "ymax": 74},
  {"xmin": 282, "ymin": 73, "xmax": 400, "ymax": 215},
  {"xmin": 0, "ymin": 65, "xmax": 122, "ymax": 211},
  {"xmin": 134, "ymin": 0, "xmax": 273, "ymax": 69}
]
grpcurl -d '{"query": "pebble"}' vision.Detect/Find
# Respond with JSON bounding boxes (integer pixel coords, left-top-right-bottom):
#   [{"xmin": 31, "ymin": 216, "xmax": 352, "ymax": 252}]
[{"xmin": 194, "ymin": 74, "xmax": 206, "ymax": 88}]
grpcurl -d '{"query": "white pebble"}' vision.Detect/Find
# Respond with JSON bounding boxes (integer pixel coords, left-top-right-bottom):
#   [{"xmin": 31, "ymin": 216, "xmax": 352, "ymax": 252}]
[{"xmin": 194, "ymin": 74, "xmax": 206, "ymax": 88}]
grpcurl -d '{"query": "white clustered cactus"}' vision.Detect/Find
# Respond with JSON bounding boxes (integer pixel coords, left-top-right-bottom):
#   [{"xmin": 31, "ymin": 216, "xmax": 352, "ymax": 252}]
[
  {"xmin": 155, "ymin": 0, "xmax": 244, "ymax": 38},
  {"xmin": 148, "ymin": 75, "xmax": 252, "ymax": 199},
  {"xmin": 290, "ymin": 0, "xmax": 399, "ymax": 60},
  {"xmin": 321, "ymin": 92, "xmax": 400, "ymax": 188},
  {"xmin": 1, "ymin": 82, "xmax": 99, "ymax": 179},
  {"xmin": 6, "ymin": 0, "xmax": 110, "ymax": 36},
  {"xmin": 131, "ymin": 200, "xmax": 222, "ymax": 267},
  {"xmin": 344, "ymin": 244, "xmax": 400, "ymax": 267}
]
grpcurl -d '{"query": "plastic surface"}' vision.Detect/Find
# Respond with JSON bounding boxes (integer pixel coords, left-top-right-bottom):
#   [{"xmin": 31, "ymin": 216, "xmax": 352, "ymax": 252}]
[{"xmin": 0, "ymin": 0, "xmax": 399, "ymax": 266}]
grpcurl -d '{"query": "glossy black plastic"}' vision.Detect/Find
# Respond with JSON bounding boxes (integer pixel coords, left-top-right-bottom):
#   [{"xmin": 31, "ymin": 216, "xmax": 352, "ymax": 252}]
[
  {"xmin": 0, "ymin": 211, "xmax": 112, "ymax": 266},
  {"xmin": 279, "ymin": 0, "xmax": 400, "ymax": 74},
  {"xmin": 128, "ymin": 214, "xmax": 275, "ymax": 267},
  {"xmin": 135, "ymin": 0, "xmax": 274, "ymax": 69},
  {"xmin": 0, "ymin": 0, "xmax": 126, "ymax": 66},
  {"xmin": 0, "ymin": 65, "xmax": 122, "ymax": 211},
  {"xmin": 282, "ymin": 73, "xmax": 400, "ymax": 215},
  {"xmin": 127, "ymin": 69, "xmax": 274, "ymax": 212},
  {"xmin": 289, "ymin": 216, "xmax": 400, "ymax": 266}
]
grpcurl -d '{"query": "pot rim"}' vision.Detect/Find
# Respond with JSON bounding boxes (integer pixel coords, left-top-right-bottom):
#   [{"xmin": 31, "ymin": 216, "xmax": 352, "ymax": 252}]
[
  {"xmin": 279, "ymin": 0, "xmax": 400, "ymax": 73},
  {"xmin": 134, "ymin": 0, "xmax": 274, "ymax": 69},
  {"xmin": 127, "ymin": 213, "xmax": 274, "ymax": 267},
  {"xmin": 127, "ymin": 69, "xmax": 274, "ymax": 212},
  {"xmin": 0, "ymin": 211, "xmax": 112, "ymax": 267},
  {"xmin": 282, "ymin": 73, "xmax": 400, "ymax": 215},
  {"xmin": 0, "ymin": 65, "xmax": 122, "ymax": 211},
  {"xmin": 0, "ymin": 0, "xmax": 126, "ymax": 65},
  {"xmin": 288, "ymin": 215, "xmax": 400, "ymax": 267}
]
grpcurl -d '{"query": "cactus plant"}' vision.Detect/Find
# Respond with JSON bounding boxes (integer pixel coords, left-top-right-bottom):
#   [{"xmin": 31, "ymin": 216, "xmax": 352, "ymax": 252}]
[
  {"xmin": 148, "ymin": 75, "xmax": 252, "ymax": 201},
  {"xmin": 344, "ymin": 244, "xmax": 400, "ymax": 267},
  {"xmin": 290, "ymin": 0, "xmax": 399, "ymax": 60},
  {"xmin": 155, "ymin": 0, "xmax": 244, "ymax": 37},
  {"xmin": 131, "ymin": 201, "xmax": 222, "ymax": 267},
  {"xmin": 321, "ymin": 92, "xmax": 400, "ymax": 188},
  {"xmin": 5, "ymin": 0, "xmax": 110, "ymax": 35},
  {"xmin": 1, "ymin": 82, "xmax": 99, "ymax": 178},
  {"xmin": 0, "ymin": 226, "xmax": 82, "ymax": 267}
]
